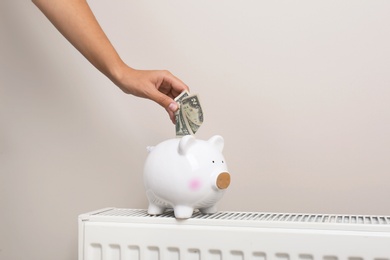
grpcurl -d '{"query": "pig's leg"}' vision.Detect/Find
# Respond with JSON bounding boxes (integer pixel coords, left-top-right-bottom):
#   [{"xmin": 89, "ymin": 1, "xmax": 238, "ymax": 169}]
[
  {"xmin": 147, "ymin": 203, "xmax": 165, "ymax": 215},
  {"xmin": 173, "ymin": 205, "xmax": 194, "ymax": 219},
  {"xmin": 199, "ymin": 205, "xmax": 217, "ymax": 214}
]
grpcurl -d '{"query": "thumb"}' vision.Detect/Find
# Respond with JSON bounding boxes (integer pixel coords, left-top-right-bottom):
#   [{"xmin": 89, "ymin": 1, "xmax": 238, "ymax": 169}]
[
  {"xmin": 151, "ymin": 91, "xmax": 176, "ymax": 111},
  {"xmin": 151, "ymin": 91, "xmax": 179, "ymax": 123}
]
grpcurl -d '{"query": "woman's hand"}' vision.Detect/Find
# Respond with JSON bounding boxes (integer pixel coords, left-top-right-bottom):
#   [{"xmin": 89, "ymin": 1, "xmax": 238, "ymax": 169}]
[{"xmin": 113, "ymin": 66, "xmax": 189, "ymax": 123}]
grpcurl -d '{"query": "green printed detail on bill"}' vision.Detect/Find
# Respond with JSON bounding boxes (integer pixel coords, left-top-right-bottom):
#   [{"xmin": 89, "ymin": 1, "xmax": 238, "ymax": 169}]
[{"xmin": 174, "ymin": 90, "xmax": 204, "ymax": 137}]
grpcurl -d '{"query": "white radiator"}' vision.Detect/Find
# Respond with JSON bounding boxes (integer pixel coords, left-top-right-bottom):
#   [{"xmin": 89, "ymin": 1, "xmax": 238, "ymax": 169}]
[{"xmin": 79, "ymin": 208, "xmax": 390, "ymax": 260}]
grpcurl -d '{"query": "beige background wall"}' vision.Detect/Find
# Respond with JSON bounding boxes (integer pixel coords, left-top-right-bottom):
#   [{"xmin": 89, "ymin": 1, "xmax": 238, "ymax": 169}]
[{"xmin": 1, "ymin": 0, "xmax": 390, "ymax": 259}]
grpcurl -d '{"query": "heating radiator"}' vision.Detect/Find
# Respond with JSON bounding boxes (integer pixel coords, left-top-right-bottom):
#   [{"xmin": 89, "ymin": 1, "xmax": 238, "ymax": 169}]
[{"xmin": 79, "ymin": 208, "xmax": 390, "ymax": 260}]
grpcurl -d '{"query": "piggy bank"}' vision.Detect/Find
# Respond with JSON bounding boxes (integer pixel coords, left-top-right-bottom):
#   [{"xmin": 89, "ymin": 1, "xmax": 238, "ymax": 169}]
[{"xmin": 143, "ymin": 135, "xmax": 231, "ymax": 219}]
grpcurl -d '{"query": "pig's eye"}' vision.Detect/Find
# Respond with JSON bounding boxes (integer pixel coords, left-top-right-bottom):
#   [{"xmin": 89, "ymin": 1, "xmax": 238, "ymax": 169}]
[
  {"xmin": 222, "ymin": 161, "xmax": 224, "ymax": 163},
  {"xmin": 212, "ymin": 160, "xmax": 215, "ymax": 163}
]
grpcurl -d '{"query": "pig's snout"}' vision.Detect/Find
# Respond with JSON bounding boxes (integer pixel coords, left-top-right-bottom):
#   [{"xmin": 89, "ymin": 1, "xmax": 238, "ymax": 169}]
[{"xmin": 216, "ymin": 172, "xmax": 231, "ymax": 190}]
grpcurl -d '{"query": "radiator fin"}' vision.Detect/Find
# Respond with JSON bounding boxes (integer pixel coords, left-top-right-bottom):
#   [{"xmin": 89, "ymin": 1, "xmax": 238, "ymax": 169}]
[
  {"xmin": 146, "ymin": 246, "xmax": 159, "ymax": 259},
  {"xmin": 187, "ymin": 248, "xmax": 201, "ymax": 260},
  {"xmin": 253, "ymin": 252, "xmax": 267, "ymax": 260},
  {"xmin": 108, "ymin": 244, "xmax": 120, "ymax": 260},
  {"xmin": 127, "ymin": 246, "xmax": 140, "ymax": 260},
  {"xmin": 92, "ymin": 208, "xmax": 390, "ymax": 225}
]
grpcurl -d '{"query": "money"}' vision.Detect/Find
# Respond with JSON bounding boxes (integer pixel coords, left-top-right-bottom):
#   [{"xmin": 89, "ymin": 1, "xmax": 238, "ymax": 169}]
[{"xmin": 174, "ymin": 90, "xmax": 204, "ymax": 137}]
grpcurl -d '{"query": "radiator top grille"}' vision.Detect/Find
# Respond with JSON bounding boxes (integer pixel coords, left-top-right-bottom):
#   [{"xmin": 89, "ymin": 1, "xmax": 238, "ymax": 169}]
[{"xmin": 91, "ymin": 208, "xmax": 390, "ymax": 225}]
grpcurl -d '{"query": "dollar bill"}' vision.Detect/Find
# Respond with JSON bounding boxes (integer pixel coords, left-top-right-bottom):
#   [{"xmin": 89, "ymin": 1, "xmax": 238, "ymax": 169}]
[
  {"xmin": 181, "ymin": 95, "xmax": 203, "ymax": 134},
  {"xmin": 174, "ymin": 90, "xmax": 190, "ymax": 104},
  {"xmin": 174, "ymin": 90, "xmax": 191, "ymax": 136},
  {"xmin": 174, "ymin": 90, "xmax": 203, "ymax": 137}
]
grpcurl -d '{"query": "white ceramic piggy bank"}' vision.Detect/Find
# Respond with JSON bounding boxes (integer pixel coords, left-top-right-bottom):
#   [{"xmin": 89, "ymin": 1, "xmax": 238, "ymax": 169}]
[{"xmin": 143, "ymin": 135, "xmax": 231, "ymax": 219}]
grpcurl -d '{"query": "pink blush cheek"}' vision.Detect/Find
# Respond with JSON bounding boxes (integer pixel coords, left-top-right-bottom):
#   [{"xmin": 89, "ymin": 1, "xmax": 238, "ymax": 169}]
[{"xmin": 189, "ymin": 178, "xmax": 202, "ymax": 191}]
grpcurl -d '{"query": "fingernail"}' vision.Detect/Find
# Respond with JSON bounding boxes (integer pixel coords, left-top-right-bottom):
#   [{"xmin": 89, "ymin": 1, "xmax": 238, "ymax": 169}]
[{"xmin": 168, "ymin": 102, "xmax": 178, "ymax": 112}]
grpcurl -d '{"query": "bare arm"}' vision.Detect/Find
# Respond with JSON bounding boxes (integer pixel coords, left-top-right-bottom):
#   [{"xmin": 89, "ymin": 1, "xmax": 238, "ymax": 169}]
[{"xmin": 32, "ymin": 0, "xmax": 189, "ymax": 123}]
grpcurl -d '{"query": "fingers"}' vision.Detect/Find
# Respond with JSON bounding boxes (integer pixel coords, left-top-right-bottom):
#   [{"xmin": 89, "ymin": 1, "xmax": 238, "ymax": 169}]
[
  {"xmin": 152, "ymin": 70, "xmax": 188, "ymax": 125},
  {"xmin": 151, "ymin": 91, "xmax": 179, "ymax": 124},
  {"xmin": 159, "ymin": 71, "xmax": 189, "ymax": 124},
  {"xmin": 159, "ymin": 70, "xmax": 189, "ymax": 99},
  {"xmin": 115, "ymin": 68, "xmax": 188, "ymax": 124},
  {"xmin": 148, "ymin": 69, "xmax": 187, "ymax": 104}
]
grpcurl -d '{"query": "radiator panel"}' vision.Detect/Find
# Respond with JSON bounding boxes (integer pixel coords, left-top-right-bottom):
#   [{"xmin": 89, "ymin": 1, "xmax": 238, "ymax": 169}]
[{"xmin": 79, "ymin": 208, "xmax": 390, "ymax": 260}]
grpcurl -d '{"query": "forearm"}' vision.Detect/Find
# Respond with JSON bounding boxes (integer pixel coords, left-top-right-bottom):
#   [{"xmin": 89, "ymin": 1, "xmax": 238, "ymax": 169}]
[
  {"xmin": 33, "ymin": 0, "xmax": 188, "ymax": 122},
  {"xmin": 32, "ymin": 0, "xmax": 126, "ymax": 82}
]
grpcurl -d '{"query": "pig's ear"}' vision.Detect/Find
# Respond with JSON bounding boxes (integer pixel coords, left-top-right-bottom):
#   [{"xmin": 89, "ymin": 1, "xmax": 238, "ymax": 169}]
[
  {"xmin": 178, "ymin": 135, "xmax": 196, "ymax": 155},
  {"xmin": 208, "ymin": 135, "xmax": 224, "ymax": 152},
  {"xmin": 146, "ymin": 146, "xmax": 155, "ymax": 153}
]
